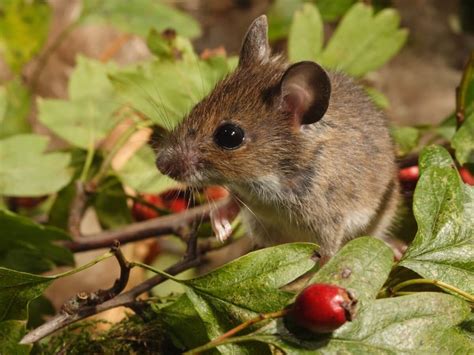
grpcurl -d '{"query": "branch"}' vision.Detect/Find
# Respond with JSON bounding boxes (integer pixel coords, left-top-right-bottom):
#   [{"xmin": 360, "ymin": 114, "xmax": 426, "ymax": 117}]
[
  {"xmin": 67, "ymin": 181, "xmax": 89, "ymax": 239},
  {"xmin": 21, "ymin": 226, "xmax": 227, "ymax": 345},
  {"xmin": 63, "ymin": 197, "xmax": 231, "ymax": 252}
]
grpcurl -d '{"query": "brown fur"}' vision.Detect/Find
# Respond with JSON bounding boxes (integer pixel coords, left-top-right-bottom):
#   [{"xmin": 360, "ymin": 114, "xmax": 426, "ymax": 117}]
[{"xmin": 156, "ymin": 16, "xmax": 400, "ymax": 257}]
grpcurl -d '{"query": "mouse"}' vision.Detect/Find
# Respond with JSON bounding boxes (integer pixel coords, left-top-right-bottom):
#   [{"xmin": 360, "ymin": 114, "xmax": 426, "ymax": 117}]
[{"xmin": 155, "ymin": 15, "xmax": 400, "ymax": 259}]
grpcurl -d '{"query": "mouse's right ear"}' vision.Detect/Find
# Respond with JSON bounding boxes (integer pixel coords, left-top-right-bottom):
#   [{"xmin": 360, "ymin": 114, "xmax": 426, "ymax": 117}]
[
  {"xmin": 279, "ymin": 61, "xmax": 331, "ymax": 126},
  {"xmin": 239, "ymin": 15, "xmax": 271, "ymax": 68}
]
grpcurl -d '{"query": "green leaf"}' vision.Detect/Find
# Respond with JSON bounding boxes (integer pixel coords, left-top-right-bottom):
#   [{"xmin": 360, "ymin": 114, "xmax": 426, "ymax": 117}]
[
  {"xmin": 0, "ymin": 134, "xmax": 72, "ymax": 196},
  {"xmin": 267, "ymin": 0, "xmax": 305, "ymax": 41},
  {"xmin": 38, "ymin": 57, "xmax": 121, "ymax": 149},
  {"xmin": 316, "ymin": 0, "xmax": 357, "ymax": 21},
  {"xmin": 185, "ymin": 243, "xmax": 318, "ymax": 313},
  {"xmin": 400, "ymin": 146, "xmax": 474, "ymax": 295},
  {"xmin": 0, "ymin": 267, "xmax": 53, "ymax": 322},
  {"xmin": 0, "ymin": 0, "xmax": 51, "ymax": 72},
  {"xmin": 390, "ymin": 125, "xmax": 420, "ymax": 156},
  {"xmin": 418, "ymin": 144, "xmax": 455, "ymax": 172},
  {"xmin": 116, "ymin": 145, "xmax": 178, "ymax": 194},
  {"xmin": 288, "ymin": 4, "xmax": 323, "ymax": 63},
  {"xmin": 159, "ymin": 294, "xmax": 212, "ymax": 351},
  {"xmin": 92, "ymin": 175, "xmax": 132, "ymax": 229},
  {"xmin": 311, "ymin": 237, "xmax": 393, "ymax": 304},
  {"xmin": 319, "ymin": 3, "xmax": 408, "ymax": 77},
  {"xmin": 452, "ymin": 112, "xmax": 474, "ymax": 165},
  {"xmin": 242, "ymin": 293, "xmax": 472, "ymax": 354},
  {"xmin": 0, "ymin": 209, "xmax": 73, "ymax": 273},
  {"xmin": 0, "ymin": 78, "xmax": 31, "ymax": 139},
  {"xmin": 110, "ymin": 57, "xmax": 232, "ymax": 129},
  {"xmin": 80, "ymin": 0, "xmax": 201, "ymax": 38},
  {"xmin": 0, "ymin": 320, "xmax": 30, "ymax": 355},
  {"xmin": 365, "ymin": 86, "xmax": 390, "ymax": 109}
]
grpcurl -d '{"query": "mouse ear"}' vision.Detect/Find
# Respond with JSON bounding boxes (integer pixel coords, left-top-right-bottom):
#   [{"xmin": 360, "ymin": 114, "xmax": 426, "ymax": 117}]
[
  {"xmin": 239, "ymin": 15, "xmax": 271, "ymax": 67},
  {"xmin": 279, "ymin": 61, "xmax": 331, "ymax": 126}
]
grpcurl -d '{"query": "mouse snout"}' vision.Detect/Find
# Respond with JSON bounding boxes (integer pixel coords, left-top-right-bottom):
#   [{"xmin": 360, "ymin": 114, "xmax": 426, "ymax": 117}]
[{"xmin": 155, "ymin": 148, "xmax": 197, "ymax": 182}]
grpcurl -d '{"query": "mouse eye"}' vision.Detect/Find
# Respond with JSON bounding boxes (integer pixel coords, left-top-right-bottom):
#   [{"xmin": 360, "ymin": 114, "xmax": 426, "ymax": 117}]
[{"xmin": 213, "ymin": 123, "xmax": 245, "ymax": 150}]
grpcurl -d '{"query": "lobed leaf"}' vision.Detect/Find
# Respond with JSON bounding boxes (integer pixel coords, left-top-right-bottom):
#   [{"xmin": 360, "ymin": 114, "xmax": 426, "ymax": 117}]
[
  {"xmin": 288, "ymin": 4, "xmax": 323, "ymax": 63},
  {"xmin": 310, "ymin": 237, "xmax": 393, "ymax": 304},
  {"xmin": 400, "ymin": 146, "xmax": 474, "ymax": 295},
  {"xmin": 241, "ymin": 293, "xmax": 472, "ymax": 354},
  {"xmin": 319, "ymin": 3, "xmax": 408, "ymax": 77},
  {"xmin": 116, "ymin": 145, "xmax": 178, "ymax": 194},
  {"xmin": 38, "ymin": 57, "xmax": 122, "ymax": 149},
  {"xmin": 80, "ymin": 0, "xmax": 201, "ymax": 38},
  {"xmin": 0, "ymin": 134, "xmax": 72, "ymax": 196}
]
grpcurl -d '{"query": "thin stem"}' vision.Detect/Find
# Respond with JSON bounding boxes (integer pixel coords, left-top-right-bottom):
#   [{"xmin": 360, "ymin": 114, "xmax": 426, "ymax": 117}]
[
  {"xmin": 79, "ymin": 141, "xmax": 95, "ymax": 182},
  {"xmin": 131, "ymin": 261, "xmax": 183, "ymax": 283},
  {"xmin": 184, "ymin": 309, "xmax": 289, "ymax": 355},
  {"xmin": 455, "ymin": 51, "xmax": 474, "ymax": 128},
  {"xmin": 52, "ymin": 251, "xmax": 114, "ymax": 279},
  {"xmin": 391, "ymin": 278, "xmax": 474, "ymax": 302}
]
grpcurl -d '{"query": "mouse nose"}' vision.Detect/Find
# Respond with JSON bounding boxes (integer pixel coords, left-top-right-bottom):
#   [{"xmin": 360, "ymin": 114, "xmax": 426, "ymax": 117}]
[{"xmin": 156, "ymin": 151, "xmax": 186, "ymax": 180}]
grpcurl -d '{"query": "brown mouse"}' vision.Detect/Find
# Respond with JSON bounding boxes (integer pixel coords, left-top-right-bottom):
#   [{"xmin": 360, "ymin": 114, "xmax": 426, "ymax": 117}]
[{"xmin": 155, "ymin": 15, "xmax": 400, "ymax": 258}]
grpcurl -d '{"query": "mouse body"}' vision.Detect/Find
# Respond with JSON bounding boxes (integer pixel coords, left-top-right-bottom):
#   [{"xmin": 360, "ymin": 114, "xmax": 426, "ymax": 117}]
[{"xmin": 156, "ymin": 15, "xmax": 400, "ymax": 257}]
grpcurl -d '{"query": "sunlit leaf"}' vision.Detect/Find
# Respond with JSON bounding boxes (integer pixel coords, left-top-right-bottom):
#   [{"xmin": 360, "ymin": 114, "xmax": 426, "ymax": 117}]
[
  {"xmin": 0, "ymin": 134, "xmax": 72, "ymax": 196},
  {"xmin": 0, "ymin": 78, "xmax": 31, "ymax": 139},
  {"xmin": 288, "ymin": 4, "xmax": 323, "ymax": 63}
]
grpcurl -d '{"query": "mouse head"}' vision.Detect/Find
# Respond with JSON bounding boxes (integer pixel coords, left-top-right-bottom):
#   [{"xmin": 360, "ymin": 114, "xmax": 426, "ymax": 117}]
[{"xmin": 156, "ymin": 15, "xmax": 331, "ymax": 191}]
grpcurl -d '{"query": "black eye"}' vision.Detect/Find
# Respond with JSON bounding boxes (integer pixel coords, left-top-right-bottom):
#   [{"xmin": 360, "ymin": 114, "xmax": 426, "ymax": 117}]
[{"xmin": 213, "ymin": 123, "xmax": 245, "ymax": 150}]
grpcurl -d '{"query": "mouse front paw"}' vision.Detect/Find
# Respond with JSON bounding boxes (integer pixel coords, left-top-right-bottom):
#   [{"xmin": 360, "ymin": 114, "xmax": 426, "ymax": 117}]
[{"xmin": 210, "ymin": 199, "xmax": 240, "ymax": 242}]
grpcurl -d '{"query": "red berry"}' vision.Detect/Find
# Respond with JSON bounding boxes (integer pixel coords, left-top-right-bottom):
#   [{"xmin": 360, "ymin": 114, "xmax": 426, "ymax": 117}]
[
  {"xmin": 399, "ymin": 165, "xmax": 419, "ymax": 182},
  {"xmin": 459, "ymin": 167, "xmax": 474, "ymax": 186},
  {"xmin": 132, "ymin": 194, "xmax": 165, "ymax": 221},
  {"xmin": 168, "ymin": 198, "xmax": 187, "ymax": 213},
  {"xmin": 289, "ymin": 283, "xmax": 356, "ymax": 333},
  {"xmin": 11, "ymin": 197, "xmax": 46, "ymax": 209}
]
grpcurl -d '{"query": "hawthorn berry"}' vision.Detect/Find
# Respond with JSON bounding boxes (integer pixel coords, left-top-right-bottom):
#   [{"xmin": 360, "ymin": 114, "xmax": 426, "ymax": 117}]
[
  {"xmin": 459, "ymin": 167, "xmax": 474, "ymax": 185},
  {"xmin": 289, "ymin": 283, "xmax": 356, "ymax": 333},
  {"xmin": 398, "ymin": 165, "xmax": 419, "ymax": 182},
  {"xmin": 131, "ymin": 194, "xmax": 164, "ymax": 221}
]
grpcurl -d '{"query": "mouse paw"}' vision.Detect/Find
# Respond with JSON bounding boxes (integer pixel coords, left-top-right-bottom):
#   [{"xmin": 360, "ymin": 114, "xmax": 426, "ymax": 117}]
[{"xmin": 210, "ymin": 199, "xmax": 240, "ymax": 242}]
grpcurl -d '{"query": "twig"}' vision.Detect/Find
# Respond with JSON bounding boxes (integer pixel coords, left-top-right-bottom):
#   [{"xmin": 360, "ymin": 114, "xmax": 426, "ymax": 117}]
[
  {"xmin": 390, "ymin": 278, "xmax": 474, "ymax": 302},
  {"xmin": 184, "ymin": 309, "xmax": 289, "ymax": 355},
  {"xmin": 21, "ymin": 225, "xmax": 221, "ymax": 345},
  {"xmin": 67, "ymin": 181, "xmax": 89, "ymax": 239},
  {"xmin": 63, "ymin": 197, "xmax": 231, "ymax": 252}
]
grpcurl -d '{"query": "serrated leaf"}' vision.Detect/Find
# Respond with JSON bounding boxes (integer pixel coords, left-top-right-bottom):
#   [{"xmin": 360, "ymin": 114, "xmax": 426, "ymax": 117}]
[
  {"xmin": 38, "ymin": 57, "xmax": 122, "ymax": 149},
  {"xmin": 116, "ymin": 145, "xmax": 178, "ymax": 194},
  {"xmin": 110, "ymin": 57, "xmax": 232, "ymax": 129},
  {"xmin": 452, "ymin": 112, "xmax": 474, "ymax": 165},
  {"xmin": 400, "ymin": 146, "xmax": 474, "ymax": 295},
  {"xmin": 0, "ymin": 320, "xmax": 30, "ymax": 355},
  {"xmin": 288, "ymin": 4, "xmax": 323, "ymax": 63},
  {"xmin": 310, "ymin": 237, "xmax": 393, "ymax": 304},
  {"xmin": 391, "ymin": 125, "xmax": 420, "ymax": 156},
  {"xmin": 0, "ymin": 134, "xmax": 72, "ymax": 196},
  {"xmin": 267, "ymin": 0, "xmax": 305, "ymax": 41},
  {"xmin": 319, "ymin": 3, "xmax": 408, "ymax": 77},
  {"xmin": 0, "ymin": 0, "xmax": 51, "ymax": 72},
  {"xmin": 80, "ymin": 0, "xmax": 201, "ymax": 38},
  {"xmin": 241, "ymin": 293, "xmax": 472, "ymax": 354},
  {"xmin": 0, "ymin": 78, "xmax": 31, "ymax": 139},
  {"xmin": 316, "ymin": 0, "xmax": 357, "ymax": 21},
  {"xmin": 0, "ymin": 267, "xmax": 53, "ymax": 322},
  {"xmin": 185, "ymin": 243, "xmax": 318, "ymax": 313},
  {"xmin": 0, "ymin": 209, "xmax": 73, "ymax": 273}
]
